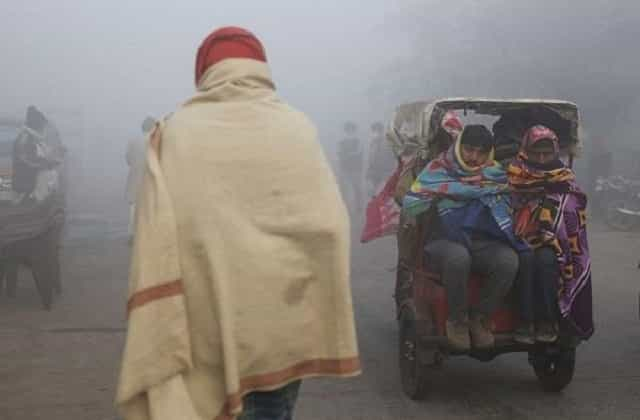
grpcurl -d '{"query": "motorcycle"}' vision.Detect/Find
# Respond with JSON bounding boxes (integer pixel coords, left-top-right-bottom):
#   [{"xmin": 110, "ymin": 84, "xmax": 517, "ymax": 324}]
[
  {"xmin": 594, "ymin": 176, "xmax": 627, "ymax": 215},
  {"xmin": 603, "ymin": 177, "xmax": 640, "ymax": 231}
]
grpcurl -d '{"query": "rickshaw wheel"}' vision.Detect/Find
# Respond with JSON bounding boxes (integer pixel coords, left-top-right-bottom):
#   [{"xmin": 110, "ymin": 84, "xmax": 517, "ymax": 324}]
[
  {"xmin": 399, "ymin": 318, "xmax": 428, "ymax": 400},
  {"xmin": 530, "ymin": 347, "xmax": 576, "ymax": 392}
]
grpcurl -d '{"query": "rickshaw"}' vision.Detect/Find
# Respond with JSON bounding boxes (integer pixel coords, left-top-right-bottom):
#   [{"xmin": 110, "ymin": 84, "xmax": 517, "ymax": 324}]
[{"xmin": 389, "ymin": 98, "xmax": 584, "ymax": 399}]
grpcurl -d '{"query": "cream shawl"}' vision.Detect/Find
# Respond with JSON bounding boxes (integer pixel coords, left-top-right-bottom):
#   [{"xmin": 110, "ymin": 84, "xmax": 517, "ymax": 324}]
[{"xmin": 116, "ymin": 58, "xmax": 360, "ymax": 420}]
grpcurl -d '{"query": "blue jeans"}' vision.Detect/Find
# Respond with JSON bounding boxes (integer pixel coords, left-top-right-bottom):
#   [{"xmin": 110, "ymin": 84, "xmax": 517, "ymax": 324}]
[{"xmin": 238, "ymin": 380, "xmax": 302, "ymax": 420}]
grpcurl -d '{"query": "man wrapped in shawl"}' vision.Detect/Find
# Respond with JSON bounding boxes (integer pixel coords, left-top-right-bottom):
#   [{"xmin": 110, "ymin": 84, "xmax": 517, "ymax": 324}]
[
  {"xmin": 403, "ymin": 125, "xmax": 524, "ymax": 351},
  {"xmin": 116, "ymin": 27, "xmax": 360, "ymax": 420},
  {"xmin": 508, "ymin": 125, "xmax": 594, "ymax": 342}
]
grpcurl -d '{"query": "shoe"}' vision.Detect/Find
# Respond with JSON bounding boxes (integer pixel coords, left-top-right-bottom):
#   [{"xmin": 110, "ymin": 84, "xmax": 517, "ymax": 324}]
[
  {"xmin": 469, "ymin": 314, "xmax": 495, "ymax": 349},
  {"xmin": 513, "ymin": 322, "xmax": 535, "ymax": 345},
  {"xmin": 446, "ymin": 318, "xmax": 471, "ymax": 351},
  {"xmin": 536, "ymin": 322, "xmax": 559, "ymax": 343}
]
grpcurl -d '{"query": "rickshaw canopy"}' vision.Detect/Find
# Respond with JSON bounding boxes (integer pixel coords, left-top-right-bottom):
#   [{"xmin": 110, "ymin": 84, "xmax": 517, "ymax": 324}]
[{"xmin": 386, "ymin": 98, "xmax": 581, "ymax": 162}]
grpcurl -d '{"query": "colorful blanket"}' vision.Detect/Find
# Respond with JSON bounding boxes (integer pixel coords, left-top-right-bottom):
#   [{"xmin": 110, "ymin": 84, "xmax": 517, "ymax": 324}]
[
  {"xmin": 508, "ymin": 159, "xmax": 594, "ymax": 338},
  {"xmin": 403, "ymin": 144, "xmax": 522, "ymax": 249}
]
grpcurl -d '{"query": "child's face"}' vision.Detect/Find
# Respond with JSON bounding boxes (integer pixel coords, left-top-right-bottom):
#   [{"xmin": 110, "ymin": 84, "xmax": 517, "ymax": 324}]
[{"xmin": 461, "ymin": 144, "xmax": 490, "ymax": 167}]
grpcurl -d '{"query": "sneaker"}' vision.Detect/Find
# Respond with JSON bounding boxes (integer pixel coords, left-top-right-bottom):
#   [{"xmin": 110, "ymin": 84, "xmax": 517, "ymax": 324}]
[
  {"xmin": 469, "ymin": 314, "xmax": 495, "ymax": 349},
  {"xmin": 536, "ymin": 322, "xmax": 558, "ymax": 343},
  {"xmin": 446, "ymin": 318, "xmax": 471, "ymax": 351},
  {"xmin": 513, "ymin": 322, "xmax": 535, "ymax": 345}
]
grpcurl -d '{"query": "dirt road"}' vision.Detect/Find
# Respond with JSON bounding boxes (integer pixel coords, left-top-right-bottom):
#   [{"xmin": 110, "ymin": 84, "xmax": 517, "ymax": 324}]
[{"xmin": 1, "ymin": 210, "xmax": 639, "ymax": 419}]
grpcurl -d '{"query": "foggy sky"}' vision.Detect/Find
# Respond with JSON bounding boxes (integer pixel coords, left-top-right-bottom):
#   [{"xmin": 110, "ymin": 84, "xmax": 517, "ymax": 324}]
[
  {"xmin": 370, "ymin": 0, "xmax": 640, "ymax": 149},
  {"xmin": 2, "ymin": 0, "xmax": 639, "ymax": 177},
  {"xmin": 1, "ymin": 1, "xmax": 394, "ymax": 153}
]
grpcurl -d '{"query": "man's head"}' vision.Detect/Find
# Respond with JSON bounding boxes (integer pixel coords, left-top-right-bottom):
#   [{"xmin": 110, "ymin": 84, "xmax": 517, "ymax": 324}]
[
  {"xmin": 344, "ymin": 121, "xmax": 357, "ymax": 135},
  {"xmin": 522, "ymin": 125, "xmax": 560, "ymax": 166},
  {"xmin": 458, "ymin": 125, "xmax": 494, "ymax": 168},
  {"xmin": 371, "ymin": 122, "xmax": 384, "ymax": 135},
  {"xmin": 526, "ymin": 139, "xmax": 557, "ymax": 165},
  {"xmin": 195, "ymin": 27, "xmax": 267, "ymax": 86},
  {"xmin": 141, "ymin": 117, "xmax": 156, "ymax": 134},
  {"xmin": 25, "ymin": 106, "xmax": 47, "ymax": 132}
]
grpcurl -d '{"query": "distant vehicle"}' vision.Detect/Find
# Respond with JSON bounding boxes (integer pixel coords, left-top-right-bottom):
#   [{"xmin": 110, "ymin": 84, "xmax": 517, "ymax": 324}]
[
  {"xmin": 0, "ymin": 111, "xmax": 66, "ymax": 310},
  {"xmin": 392, "ymin": 98, "xmax": 583, "ymax": 399},
  {"xmin": 598, "ymin": 176, "xmax": 640, "ymax": 231}
]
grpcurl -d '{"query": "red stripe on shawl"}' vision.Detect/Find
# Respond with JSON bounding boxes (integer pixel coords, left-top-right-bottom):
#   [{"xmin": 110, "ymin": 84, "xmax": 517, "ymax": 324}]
[{"xmin": 126, "ymin": 280, "xmax": 184, "ymax": 315}]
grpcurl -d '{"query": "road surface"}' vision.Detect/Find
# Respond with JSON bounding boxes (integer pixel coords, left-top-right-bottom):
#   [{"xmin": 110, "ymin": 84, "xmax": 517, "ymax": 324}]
[{"xmin": 1, "ymin": 211, "xmax": 639, "ymax": 420}]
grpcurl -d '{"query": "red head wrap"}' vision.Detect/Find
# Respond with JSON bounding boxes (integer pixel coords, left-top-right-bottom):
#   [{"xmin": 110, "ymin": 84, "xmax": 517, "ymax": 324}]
[
  {"xmin": 522, "ymin": 125, "xmax": 560, "ymax": 155},
  {"xmin": 441, "ymin": 111, "xmax": 463, "ymax": 140},
  {"xmin": 195, "ymin": 27, "xmax": 267, "ymax": 85}
]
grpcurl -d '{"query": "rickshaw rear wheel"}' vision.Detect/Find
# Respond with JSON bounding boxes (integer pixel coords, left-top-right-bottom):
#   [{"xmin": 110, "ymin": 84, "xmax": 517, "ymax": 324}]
[
  {"xmin": 530, "ymin": 347, "xmax": 576, "ymax": 392},
  {"xmin": 399, "ymin": 318, "xmax": 429, "ymax": 400}
]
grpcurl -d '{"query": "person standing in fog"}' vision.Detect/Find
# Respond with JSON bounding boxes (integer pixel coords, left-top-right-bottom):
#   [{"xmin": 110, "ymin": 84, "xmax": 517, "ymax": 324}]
[
  {"xmin": 366, "ymin": 121, "xmax": 396, "ymax": 196},
  {"xmin": 587, "ymin": 136, "xmax": 612, "ymax": 197},
  {"xmin": 125, "ymin": 117, "xmax": 155, "ymax": 243},
  {"xmin": 337, "ymin": 121, "xmax": 364, "ymax": 216},
  {"xmin": 12, "ymin": 106, "xmax": 52, "ymax": 201},
  {"xmin": 116, "ymin": 27, "xmax": 360, "ymax": 420}
]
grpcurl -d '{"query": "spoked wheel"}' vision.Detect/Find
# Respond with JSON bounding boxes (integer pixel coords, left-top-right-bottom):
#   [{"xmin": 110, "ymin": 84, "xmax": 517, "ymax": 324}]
[
  {"xmin": 399, "ymin": 319, "xmax": 428, "ymax": 400},
  {"xmin": 605, "ymin": 200, "xmax": 638, "ymax": 231},
  {"xmin": 530, "ymin": 347, "xmax": 576, "ymax": 392}
]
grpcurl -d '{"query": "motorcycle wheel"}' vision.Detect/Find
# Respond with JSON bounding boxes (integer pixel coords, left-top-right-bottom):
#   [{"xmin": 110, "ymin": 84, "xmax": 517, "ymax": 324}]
[{"xmin": 605, "ymin": 200, "xmax": 638, "ymax": 231}]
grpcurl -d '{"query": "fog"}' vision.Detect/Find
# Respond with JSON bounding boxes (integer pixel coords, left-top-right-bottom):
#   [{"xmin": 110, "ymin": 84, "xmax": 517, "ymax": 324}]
[
  {"xmin": 1, "ymin": 0, "xmax": 639, "ymax": 201},
  {"xmin": 3, "ymin": 3, "xmax": 640, "ymax": 418},
  {"xmin": 1, "ymin": 0, "xmax": 394, "ymax": 176},
  {"xmin": 371, "ymin": 1, "xmax": 640, "ymax": 144}
]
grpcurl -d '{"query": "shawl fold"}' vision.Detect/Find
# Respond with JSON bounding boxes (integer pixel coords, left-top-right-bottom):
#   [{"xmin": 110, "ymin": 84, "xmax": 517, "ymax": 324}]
[{"xmin": 116, "ymin": 122, "xmax": 195, "ymax": 419}]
